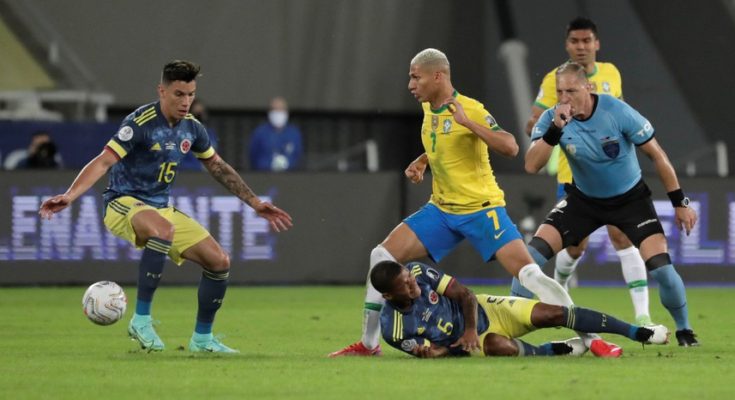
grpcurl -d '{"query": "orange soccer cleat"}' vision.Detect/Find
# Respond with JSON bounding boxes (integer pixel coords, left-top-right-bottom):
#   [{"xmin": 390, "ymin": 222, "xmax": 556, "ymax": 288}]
[
  {"xmin": 328, "ymin": 341, "xmax": 382, "ymax": 357},
  {"xmin": 589, "ymin": 339, "xmax": 623, "ymax": 358}
]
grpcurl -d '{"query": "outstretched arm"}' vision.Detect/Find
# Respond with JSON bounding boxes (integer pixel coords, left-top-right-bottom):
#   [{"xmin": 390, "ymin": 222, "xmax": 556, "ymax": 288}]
[
  {"xmin": 202, "ymin": 154, "xmax": 293, "ymax": 232},
  {"xmin": 39, "ymin": 149, "xmax": 118, "ymax": 220}
]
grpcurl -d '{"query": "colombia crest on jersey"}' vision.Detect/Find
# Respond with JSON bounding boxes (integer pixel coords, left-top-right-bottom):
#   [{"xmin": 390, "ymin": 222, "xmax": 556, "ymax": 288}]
[
  {"xmin": 380, "ymin": 262, "xmax": 489, "ymax": 356},
  {"xmin": 103, "ymin": 102, "xmax": 215, "ymax": 209}
]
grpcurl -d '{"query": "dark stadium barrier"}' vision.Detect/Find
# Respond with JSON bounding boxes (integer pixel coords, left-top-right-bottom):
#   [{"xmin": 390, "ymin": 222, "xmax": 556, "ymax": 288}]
[
  {"xmin": 406, "ymin": 175, "xmax": 735, "ymax": 286},
  {"xmin": 2, "ymin": 171, "xmax": 734, "ymax": 285},
  {"xmin": 0, "ymin": 171, "xmax": 401, "ymax": 285}
]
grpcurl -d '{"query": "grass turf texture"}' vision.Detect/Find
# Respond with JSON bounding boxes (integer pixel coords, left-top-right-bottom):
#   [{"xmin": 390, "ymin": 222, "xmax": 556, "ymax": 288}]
[{"xmin": 0, "ymin": 285, "xmax": 732, "ymax": 399}]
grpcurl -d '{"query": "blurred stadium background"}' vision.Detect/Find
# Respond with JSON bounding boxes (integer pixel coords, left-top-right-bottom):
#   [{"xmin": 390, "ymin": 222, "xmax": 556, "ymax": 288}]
[{"xmin": 2, "ymin": 0, "xmax": 734, "ymax": 286}]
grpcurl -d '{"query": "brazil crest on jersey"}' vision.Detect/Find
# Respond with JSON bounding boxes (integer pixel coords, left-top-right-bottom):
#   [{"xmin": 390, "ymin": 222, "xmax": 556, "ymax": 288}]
[
  {"xmin": 420, "ymin": 91, "xmax": 506, "ymax": 214},
  {"xmin": 380, "ymin": 262, "xmax": 489, "ymax": 356},
  {"xmin": 531, "ymin": 94, "xmax": 654, "ymax": 198},
  {"xmin": 534, "ymin": 62, "xmax": 623, "ymax": 184},
  {"xmin": 103, "ymin": 102, "xmax": 215, "ymax": 208}
]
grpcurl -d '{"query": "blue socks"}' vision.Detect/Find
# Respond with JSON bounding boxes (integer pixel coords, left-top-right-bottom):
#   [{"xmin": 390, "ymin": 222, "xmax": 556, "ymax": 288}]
[
  {"xmin": 650, "ymin": 264, "xmax": 690, "ymax": 330},
  {"xmin": 562, "ymin": 306, "xmax": 638, "ymax": 340},
  {"xmin": 132, "ymin": 236, "xmax": 234, "ymax": 338},
  {"xmin": 134, "ymin": 237, "xmax": 171, "ymax": 316},
  {"xmin": 510, "ymin": 278, "xmax": 534, "ymax": 298},
  {"xmin": 514, "ymin": 339, "xmax": 555, "ymax": 356},
  {"xmin": 511, "ymin": 246, "xmax": 547, "ymax": 298},
  {"xmin": 195, "ymin": 269, "xmax": 230, "ymax": 334}
]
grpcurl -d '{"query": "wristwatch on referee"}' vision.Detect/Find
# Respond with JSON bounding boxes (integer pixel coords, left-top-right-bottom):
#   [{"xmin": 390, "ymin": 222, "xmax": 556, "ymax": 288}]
[{"xmin": 667, "ymin": 189, "xmax": 690, "ymax": 208}]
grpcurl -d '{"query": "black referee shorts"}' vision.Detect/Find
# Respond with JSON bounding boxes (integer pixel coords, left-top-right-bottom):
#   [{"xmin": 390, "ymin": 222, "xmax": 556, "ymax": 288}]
[{"xmin": 542, "ymin": 179, "xmax": 665, "ymax": 248}]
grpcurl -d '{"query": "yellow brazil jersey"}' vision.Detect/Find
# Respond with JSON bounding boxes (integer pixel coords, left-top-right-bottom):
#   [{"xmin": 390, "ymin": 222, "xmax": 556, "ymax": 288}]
[
  {"xmin": 420, "ymin": 92, "xmax": 506, "ymax": 214},
  {"xmin": 534, "ymin": 62, "xmax": 623, "ymax": 184}
]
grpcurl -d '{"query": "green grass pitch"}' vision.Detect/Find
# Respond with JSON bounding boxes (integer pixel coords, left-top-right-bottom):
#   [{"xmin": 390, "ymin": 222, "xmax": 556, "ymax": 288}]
[{"xmin": 0, "ymin": 284, "xmax": 733, "ymax": 399}]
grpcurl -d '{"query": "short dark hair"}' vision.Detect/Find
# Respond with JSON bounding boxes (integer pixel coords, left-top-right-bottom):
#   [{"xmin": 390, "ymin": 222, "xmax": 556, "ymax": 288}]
[
  {"xmin": 161, "ymin": 60, "xmax": 201, "ymax": 84},
  {"xmin": 370, "ymin": 261, "xmax": 404, "ymax": 294},
  {"xmin": 566, "ymin": 17, "xmax": 598, "ymax": 37}
]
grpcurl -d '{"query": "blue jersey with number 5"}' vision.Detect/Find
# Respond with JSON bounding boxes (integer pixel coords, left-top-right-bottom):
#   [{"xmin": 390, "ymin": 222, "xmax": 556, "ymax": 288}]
[
  {"xmin": 380, "ymin": 262, "xmax": 489, "ymax": 356},
  {"xmin": 103, "ymin": 102, "xmax": 215, "ymax": 208}
]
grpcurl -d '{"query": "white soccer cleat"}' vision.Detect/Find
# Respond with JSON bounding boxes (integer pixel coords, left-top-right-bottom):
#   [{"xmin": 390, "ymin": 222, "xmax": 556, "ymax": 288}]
[
  {"xmin": 646, "ymin": 324, "xmax": 670, "ymax": 345},
  {"xmin": 564, "ymin": 337, "xmax": 588, "ymax": 356}
]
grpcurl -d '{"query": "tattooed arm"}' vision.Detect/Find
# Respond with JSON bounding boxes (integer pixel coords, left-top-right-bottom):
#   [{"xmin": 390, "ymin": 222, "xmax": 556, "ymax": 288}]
[
  {"xmin": 203, "ymin": 154, "xmax": 259, "ymax": 206},
  {"xmin": 203, "ymin": 154, "xmax": 293, "ymax": 231}
]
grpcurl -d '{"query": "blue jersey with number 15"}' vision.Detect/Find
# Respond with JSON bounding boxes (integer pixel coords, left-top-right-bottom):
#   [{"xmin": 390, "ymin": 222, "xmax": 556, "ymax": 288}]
[{"xmin": 103, "ymin": 101, "xmax": 215, "ymax": 208}]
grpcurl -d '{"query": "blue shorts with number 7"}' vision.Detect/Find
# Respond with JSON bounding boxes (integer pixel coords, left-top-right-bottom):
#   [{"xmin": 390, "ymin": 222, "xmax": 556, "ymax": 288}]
[{"xmin": 404, "ymin": 203, "xmax": 522, "ymax": 263}]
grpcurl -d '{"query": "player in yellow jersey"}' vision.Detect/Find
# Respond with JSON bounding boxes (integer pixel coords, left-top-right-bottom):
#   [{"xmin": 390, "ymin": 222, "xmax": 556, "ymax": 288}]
[
  {"xmin": 330, "ymin": 48, "xmax": 620, "ymax": 358},
  {"xmin": 514, "ymin": 18, "xmax": 654, "ymax": 327}
]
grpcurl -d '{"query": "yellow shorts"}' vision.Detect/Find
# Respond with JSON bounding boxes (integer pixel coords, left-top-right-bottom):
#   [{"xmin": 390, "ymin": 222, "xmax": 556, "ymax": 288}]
[
  {"xmin": 476, "ymin": 295, "xmax": 538, "ymax": 353},
  {"xmin": 103, "ymin": 196, "xmax": 210, "ymax": 265}
]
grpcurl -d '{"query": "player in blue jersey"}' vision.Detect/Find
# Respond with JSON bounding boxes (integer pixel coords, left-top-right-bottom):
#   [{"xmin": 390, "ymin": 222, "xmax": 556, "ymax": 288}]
[
  {"xmin": 372, "ymin": 261, "xmax": 669, "ymax": 358},
  {"xmin": 523, "ymin": 61, "xmax": 699, "ymax": 346},
  {"xmin": 39, "ymin": 60, "xmax": 293, "ymax": 353}
]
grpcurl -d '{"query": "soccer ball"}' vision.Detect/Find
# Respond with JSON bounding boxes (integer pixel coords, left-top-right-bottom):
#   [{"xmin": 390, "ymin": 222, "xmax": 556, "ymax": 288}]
[{"xmin": 82, "ymin": 281, "xmax": 127, "ymax": 325}]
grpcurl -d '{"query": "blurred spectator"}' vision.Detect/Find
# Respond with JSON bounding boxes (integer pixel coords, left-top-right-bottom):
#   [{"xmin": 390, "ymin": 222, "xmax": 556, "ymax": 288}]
[
  {"xmin": 249, "ymin": 96, "xmax": 303, "ymax": 171},
  {"xmin": 6, "ymin": 131, "xmax": 63, "ymax": 169},
  {"xmin": 179, "ymin": 98, "xmax": 219, "ymax": 171}
]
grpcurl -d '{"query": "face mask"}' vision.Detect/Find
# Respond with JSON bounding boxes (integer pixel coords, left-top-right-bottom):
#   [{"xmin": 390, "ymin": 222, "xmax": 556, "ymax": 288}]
[{"xmin": 268, "ymin": 110, "xmax": 289, "ymax": 129}]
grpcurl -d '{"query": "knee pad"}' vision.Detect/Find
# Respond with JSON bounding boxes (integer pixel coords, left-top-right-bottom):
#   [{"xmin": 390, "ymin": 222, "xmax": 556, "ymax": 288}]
[
  {"xmin": 645, "ymin": 253, "xmax": 671, "ymax": 271},
  {"xmin": 529, "ymin": 237, "xmax": 554, "ymax": 260}
]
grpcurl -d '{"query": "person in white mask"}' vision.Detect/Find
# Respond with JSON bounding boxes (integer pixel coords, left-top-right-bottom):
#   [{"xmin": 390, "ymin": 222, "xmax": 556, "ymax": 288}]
[{"xmin": 249, "ymin": 96, "xmax": 304, "ymax": 171}]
